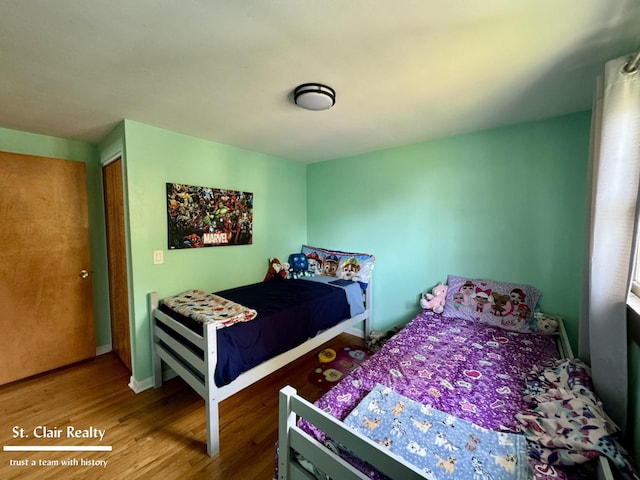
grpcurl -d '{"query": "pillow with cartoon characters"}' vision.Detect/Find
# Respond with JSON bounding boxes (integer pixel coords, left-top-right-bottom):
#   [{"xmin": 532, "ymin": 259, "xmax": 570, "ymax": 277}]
[
  {"xmin": 301, "ymin": 245, "xmax": 375, "ymax": 289},
  {"xmin": 442, "ymin": 274, "xmax": 541, "ymax": 333}
]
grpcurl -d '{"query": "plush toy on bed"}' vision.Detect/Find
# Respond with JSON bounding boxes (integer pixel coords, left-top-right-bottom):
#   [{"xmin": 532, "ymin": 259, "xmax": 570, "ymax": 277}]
[
  {"xmin": 288, "ymin": 253, "xmax": 312, "ymax": 279},
  {"xmin": 420, "ymin": 283, "xmax": 448, "ymax": 313},
  {"xmin": 533, "ymin": 312, "xmax": 561, "ymax": 335},
  {"xmin": 263, "ymin": 257, "xmax": 290, "ymax": 281}
]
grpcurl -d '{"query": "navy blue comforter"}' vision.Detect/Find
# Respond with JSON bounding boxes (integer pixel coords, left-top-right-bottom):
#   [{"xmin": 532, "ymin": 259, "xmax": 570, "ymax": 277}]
[{"xmin": 159, "ymin": 279, "xmax": 350, "ymax": 386}]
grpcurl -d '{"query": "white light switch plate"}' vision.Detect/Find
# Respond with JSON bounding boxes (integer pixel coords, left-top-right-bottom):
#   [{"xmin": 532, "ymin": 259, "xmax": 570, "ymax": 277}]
[{"xmin": 153, "ymin": 250, "xmax": 164, "ymax": 265}]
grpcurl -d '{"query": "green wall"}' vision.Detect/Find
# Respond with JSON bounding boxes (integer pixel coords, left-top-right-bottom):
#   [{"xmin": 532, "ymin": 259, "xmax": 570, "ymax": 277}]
[
  {"xmin": 5, "ymin": 114, "xmax": 638, "ymax": 461},
  {"xmin": 308, "ymin": 112, "xmax": 591, "ymax": 354},
  {"xmin": 0, "ymin": 127, "xmax": 111, "ymax": 348},
  {"xmin": 120, "ymin": 120, "xmax": 307, "ymax": 381}
]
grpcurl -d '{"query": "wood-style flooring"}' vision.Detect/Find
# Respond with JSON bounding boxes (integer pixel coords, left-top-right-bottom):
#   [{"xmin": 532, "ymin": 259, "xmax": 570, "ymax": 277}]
[{"xmin": 0, "ymin": 333, "xmax": 364, "ymax": 480}]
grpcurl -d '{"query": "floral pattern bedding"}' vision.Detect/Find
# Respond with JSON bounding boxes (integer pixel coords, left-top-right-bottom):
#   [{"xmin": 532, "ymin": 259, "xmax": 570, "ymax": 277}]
[
  {"xmin": 298, "ymin": 311, "xmax": 562, "ymax": 478},
  {"xmin": 162, "ymin": 288, "xmax": 257, "ymax": 328},
  {"xmin": 517, "ymin": 359, "xmax": 638, "ymax": 479},
  {"xmin": 293, "ymin": 311, "xmax": 639, "ymax": 480},
  {"xmin": 301, "ymin": 311, "xmax": 559, "ymax": 435}
]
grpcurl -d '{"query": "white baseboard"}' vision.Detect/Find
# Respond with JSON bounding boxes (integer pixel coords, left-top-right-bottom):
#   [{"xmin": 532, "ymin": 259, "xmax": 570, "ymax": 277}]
[
  {"xmin": 96, "ymin": 343, "xmax": 112, "ymax": 356},
  {"xmin": 128, "ymin": 368, "xmax": 177, "ymax": 394},
  {"xmin": 128, "ymin": 376, "xmax": 154, "ymax": 394}
]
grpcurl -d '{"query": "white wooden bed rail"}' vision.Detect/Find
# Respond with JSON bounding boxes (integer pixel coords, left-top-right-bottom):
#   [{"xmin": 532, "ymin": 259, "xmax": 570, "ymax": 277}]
[
  {"xmin": 278, "ymin": 319, "xmax": 616, "ymax": 480},
  {"xmin": 148, "ymin": 281, "xmax": 372, "ymax": 457},
  {"xmin": 148, "ymin": 292, "xmax": 220, "ymax": 455},
  {"xmin": 278, "ymin": 386, "xmax": 426, "ymax": 480}
]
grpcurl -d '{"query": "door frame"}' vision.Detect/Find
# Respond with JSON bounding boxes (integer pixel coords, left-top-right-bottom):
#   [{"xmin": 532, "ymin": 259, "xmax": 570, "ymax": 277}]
[{"xmin": 101, "ymin": 152, "xmax": 134, "ymax": 374}]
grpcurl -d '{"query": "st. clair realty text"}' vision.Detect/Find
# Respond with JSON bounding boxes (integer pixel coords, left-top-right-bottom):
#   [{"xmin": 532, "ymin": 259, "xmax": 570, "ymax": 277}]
[{"xmin": 12, "ymin": 426, "xmax": 105, "ymax": 442}]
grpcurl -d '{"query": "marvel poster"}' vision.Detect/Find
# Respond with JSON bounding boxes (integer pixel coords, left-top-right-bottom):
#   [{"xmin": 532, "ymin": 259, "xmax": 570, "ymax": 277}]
[{"xmin": 166, "ymin": 183, "xmax": 253, "ymax": 249}]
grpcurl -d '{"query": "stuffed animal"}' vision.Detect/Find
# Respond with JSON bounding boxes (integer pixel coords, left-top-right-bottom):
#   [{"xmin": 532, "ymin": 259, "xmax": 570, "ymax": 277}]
[
  {"xmin": 420, "ymin": 283, "xmax": 448, "ymax": 313},
  {"xmin": 263, "ymin": 257, "xmax": 290, "ymax": 281},
  {"xmin": 366, "ymin": 326, "xmax": 403, "ymax": 353},
  {"xmin": 366, "ymin": 330, "xmax": 387, "ymax": 353},
  {"xmin": 280, "ymin": 261, "xmax": 291, "ymax": 279},
  {"xmin": 534, "ymin": 312, "xmax": 560, "ymax": 334},
  {"xmin": 288, "ymin": 253, "xmax": 310, "ymax": 279}
]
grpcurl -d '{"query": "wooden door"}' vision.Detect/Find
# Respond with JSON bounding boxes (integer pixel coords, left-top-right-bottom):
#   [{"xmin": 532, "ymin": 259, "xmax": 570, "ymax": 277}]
[
  {"xmin": 103, "ymin": 158, "xmax": 132, "ymax": 372},
  {"xmin": 0, "ymin": 151, "xmax": 95, "ymax": 385}
]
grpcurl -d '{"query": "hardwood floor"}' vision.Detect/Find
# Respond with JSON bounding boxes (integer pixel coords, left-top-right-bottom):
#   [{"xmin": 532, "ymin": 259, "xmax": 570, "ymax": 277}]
[{"xmin": 0, "ymin": 333, "xmax": 364, "ymax": 480}]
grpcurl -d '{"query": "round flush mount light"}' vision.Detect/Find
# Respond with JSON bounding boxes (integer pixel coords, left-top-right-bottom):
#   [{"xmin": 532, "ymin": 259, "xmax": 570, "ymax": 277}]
[{"xmin": 293, "ymin": 83, "xmax": 336, "ymax": 111}]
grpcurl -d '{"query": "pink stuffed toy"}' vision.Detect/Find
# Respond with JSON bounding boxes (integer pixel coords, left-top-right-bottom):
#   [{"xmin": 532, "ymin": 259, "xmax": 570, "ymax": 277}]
[{"xmin": 420, "ymin": 283, "xmax": 448, "ymax": 313}]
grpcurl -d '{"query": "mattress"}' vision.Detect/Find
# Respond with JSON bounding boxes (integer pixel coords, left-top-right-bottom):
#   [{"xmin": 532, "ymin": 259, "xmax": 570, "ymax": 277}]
[
  {"xmin": 297, "ymin": 311, "xmax": 561, "ymax": 479},
  {"xmin": 158, "ymin": 278, "xmax": 361, "ymax": 386}
]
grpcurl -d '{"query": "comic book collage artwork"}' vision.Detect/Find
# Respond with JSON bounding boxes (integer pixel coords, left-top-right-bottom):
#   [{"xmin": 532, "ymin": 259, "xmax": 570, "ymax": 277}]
[{"xmin": 166, "ymin": 183, "xmax": 253, "ymax": 249}]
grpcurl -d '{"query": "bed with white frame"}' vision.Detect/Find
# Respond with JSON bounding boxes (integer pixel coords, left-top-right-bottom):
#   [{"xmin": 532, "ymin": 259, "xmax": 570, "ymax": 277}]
[
  {"xmin": 278, "ymin": 276, "xmax": 624, "ymax": 480},
  {"xmin": 148, "ymin": 273, "xmax": 373, "ymax": 457}
]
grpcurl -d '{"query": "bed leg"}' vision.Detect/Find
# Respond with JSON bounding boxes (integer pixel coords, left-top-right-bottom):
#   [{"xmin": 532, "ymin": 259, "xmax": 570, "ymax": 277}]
[
  {"xmin": 278, "ymin": 386, "xmax": 297, "ymax": 480},
  {"xmin": 148, "ymin": 292, "xmax": 163, "ymax": 388},
  {"xmin": 203, "ymin": 323, "xmax": 220, "ymax": 456},
  {"xmin": 152, "ymin": 343, "xmax": 162, "ymax": 388},
  {"xmin": 364, "ymin": 279, "xmax": 373, "ymax": 339},
  {"xmin": 205, "ymin": 396, "xmax": 220, "ymax": 456},
  {"xmin": 364, "ymin": 315, "xmax": 372, "ymax": 340}
]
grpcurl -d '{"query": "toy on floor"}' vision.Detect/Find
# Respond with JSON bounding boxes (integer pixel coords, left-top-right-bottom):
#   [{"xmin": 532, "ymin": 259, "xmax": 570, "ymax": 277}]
[
  {"xmin": 309, "ymin": 346, "xmax": 370, "ymax": 389},
  {"xmin": 318, "ymin": 348, "xmax": 336, "ymax": 363},
  {"xmin": 366, "ymin": 326, "xmax": 403, "ymax": 353},
  {"xmin": 420, "ymin": 283, "xmax": 448, "ymax": 313}
]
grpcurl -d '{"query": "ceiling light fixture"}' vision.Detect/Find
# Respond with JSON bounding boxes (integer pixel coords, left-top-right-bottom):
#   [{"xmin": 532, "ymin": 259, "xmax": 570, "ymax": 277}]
[{"xmin": 293, "ymin": 83, "xmax": 336, "ymax": 111}]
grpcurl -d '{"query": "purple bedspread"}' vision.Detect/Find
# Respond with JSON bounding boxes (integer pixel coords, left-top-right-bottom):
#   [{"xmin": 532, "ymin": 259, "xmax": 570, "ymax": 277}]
[
  {"xmin": 288, "ymin": 312, "xmax": 609, "ymax": 480},
  {"xmin": 300, "ymin": 310, "xmax": 559, "ymax": 444}
]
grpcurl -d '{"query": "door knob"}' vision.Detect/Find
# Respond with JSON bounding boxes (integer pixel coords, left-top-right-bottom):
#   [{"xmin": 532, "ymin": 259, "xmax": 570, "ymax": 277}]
[{"xmin": 79, "ymin": 269, "xmax": 90, "ymax": 279}]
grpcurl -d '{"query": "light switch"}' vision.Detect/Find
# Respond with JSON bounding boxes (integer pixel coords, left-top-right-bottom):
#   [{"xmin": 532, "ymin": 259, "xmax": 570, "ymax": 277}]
[{"xmin": 153, "ymin": 250, "xmax": 164, "ymax": 265}]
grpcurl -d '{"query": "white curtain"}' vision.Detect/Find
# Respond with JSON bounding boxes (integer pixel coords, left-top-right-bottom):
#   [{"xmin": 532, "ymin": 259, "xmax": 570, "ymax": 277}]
[{"xmin": 580, "ymin": 53, "xmax": 640, "ymax": 431}]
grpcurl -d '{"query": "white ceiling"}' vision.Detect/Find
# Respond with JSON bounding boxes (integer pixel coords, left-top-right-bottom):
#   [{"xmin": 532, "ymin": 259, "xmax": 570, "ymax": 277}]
[{"xmin": 1, "ymin": 1, "xmax": 639, "ymax": 163}]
